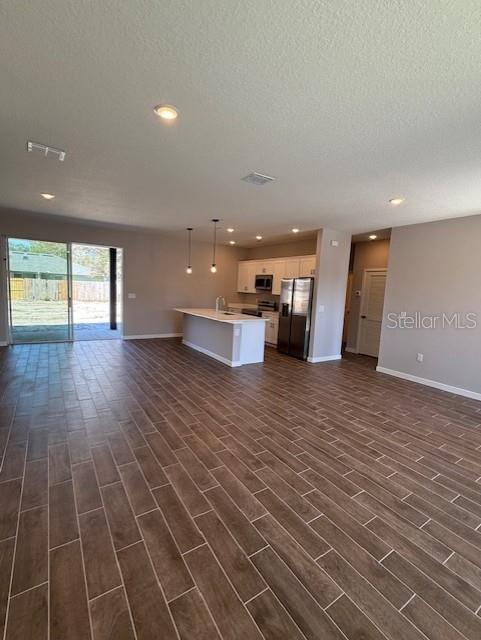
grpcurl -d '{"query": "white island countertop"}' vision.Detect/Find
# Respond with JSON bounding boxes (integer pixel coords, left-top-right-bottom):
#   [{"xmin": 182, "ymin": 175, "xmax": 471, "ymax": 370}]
[
  {"xmin": 174, "ymin": 308, "xmax": 267, "ymax": 324},
  {"xmin": 175, "ymin": 308, "xmax": 267, "ymax": 366},
  {"xmin": 226, "ymin": 302, "xmax": 258, "ymax": 311}
]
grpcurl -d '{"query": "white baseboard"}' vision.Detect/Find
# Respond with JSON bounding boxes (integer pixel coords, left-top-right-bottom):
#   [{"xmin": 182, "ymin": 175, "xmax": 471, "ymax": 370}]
[
  {"xmin": 307, "ymin": 354, "xmax": 342, "ymax": 363},
  {"xmin": 123, "ymin": 333, "xmax": 182, "ymax": 340},
  {"xmin": 344, "ymin": 346, "xmax": 358, "ymax": 353},
  {"xmin": 0, "ymin": 341, "xmax": 8, "ymax": 347},
  {"xmin": 376, "ymin": 366, "xmax": 481, "ymax": 402},
  {"xmin": 182, "ymin": 340, "xmax": 242, "ymax": 367}
]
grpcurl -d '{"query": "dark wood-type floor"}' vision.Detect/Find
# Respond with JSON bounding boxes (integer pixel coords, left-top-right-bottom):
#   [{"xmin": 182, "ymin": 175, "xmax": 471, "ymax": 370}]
[{"xmin": 1, "ymin": 339, "xmax": 481, "ymax": 640}]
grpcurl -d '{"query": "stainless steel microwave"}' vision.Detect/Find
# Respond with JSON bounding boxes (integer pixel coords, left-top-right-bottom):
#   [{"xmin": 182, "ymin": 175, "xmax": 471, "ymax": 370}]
[{"xmin": 255, "ymin": 274, "xmax": 273, "ymax": 291}]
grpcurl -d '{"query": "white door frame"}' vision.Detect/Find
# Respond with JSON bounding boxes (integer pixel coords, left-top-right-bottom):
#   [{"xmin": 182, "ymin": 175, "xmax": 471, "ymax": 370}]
[
  {"xmin": 5, "ymin": 236, "xmax": 74, "ymax": 345},
  {"xmin": 1, "ymin": 236, "xmax": 11, "ymax": 346},
  {"xmin": 355, "ymin": 268, "xmax": 387, "ymax": 355},
  {"xmin": 3, "ymin": 237, "xmax": 123, "ymax": 344}
]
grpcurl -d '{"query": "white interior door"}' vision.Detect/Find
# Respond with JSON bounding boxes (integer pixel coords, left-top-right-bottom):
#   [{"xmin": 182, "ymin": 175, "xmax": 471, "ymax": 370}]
[{"xmin": 357, "ymin": 269, "xmax": 387, "ymax": 357}]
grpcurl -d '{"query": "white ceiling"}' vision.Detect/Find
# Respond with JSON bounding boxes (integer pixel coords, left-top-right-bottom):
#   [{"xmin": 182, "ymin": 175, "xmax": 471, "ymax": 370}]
[{"xmin": 1, "ymin": 1, "xmax": 481, "ymax": 247}]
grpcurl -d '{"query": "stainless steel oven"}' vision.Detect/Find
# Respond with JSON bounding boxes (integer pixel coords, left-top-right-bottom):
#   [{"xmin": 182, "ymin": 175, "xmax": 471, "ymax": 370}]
[{"xmin": 255, "ymin": 274, "xmax": 273, "ymax": 291}]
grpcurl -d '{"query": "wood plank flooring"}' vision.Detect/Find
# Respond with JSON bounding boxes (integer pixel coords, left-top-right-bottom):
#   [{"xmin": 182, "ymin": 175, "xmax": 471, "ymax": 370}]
[{"xmin": 1, "ymin": 338, "xmax": 481, "ymax": 639}]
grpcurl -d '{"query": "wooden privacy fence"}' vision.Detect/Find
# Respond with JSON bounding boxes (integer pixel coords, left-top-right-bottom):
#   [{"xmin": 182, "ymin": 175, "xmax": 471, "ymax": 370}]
[
  {"xmin": 9, "ymin": 278, "xmax": 25, "ymax": 300},
  {"xmin": 10, "ymin": 278, "xmax": 110, "ymax": 302},
  {"xmin": 72, "ymin": 281, "xmax": 109, "ymax": 301}
]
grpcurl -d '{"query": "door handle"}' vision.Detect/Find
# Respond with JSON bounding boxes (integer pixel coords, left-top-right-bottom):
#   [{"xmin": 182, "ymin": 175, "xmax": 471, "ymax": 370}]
[{"xmin": 361, "ymin": 315, "xmax": 367, "ymax": 319}]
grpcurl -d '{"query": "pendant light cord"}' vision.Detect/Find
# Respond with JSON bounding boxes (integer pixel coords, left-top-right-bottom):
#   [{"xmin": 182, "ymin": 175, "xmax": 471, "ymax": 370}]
[
  {"xmin": 186, "ymin": 228, "xmax": 193, "ymax": 271},
  {"xmin": 212, "ymin": 219, "xmax": 219, "ymax": 265}
]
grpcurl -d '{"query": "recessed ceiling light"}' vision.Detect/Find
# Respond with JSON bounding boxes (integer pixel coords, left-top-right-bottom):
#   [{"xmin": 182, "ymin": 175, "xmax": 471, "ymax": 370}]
[
  {"xmin": 255, "ymin": 235, "xmax": 263, "ymax": 241},
  {"xmin": 229, "ymin": 240, "xmax": 236, "ymax": 245},
  {"xmin": 292, "ymin": 228, "xmax": 300, "ymax": 233},
  {"xmin": 369, "ymin": 234, "xmax": 377, "ymax": 240},
  {"xmin": 389, "ymin": 197, "xmax": 404, "ymax": 206},
  {"xmin": 227, "ymin": 228, "xmax": 234, "ymax": 233},
  {"xmin": 41, "ymin": 193, "xmax": 55, "ymax": 200},
  {"xmin": 154, "ymin": 104, "xmax": 179, "ymax": 121}
]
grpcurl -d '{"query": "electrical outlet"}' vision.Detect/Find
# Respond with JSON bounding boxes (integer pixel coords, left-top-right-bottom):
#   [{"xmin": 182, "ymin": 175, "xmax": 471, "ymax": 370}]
[
  {"xmin": 128, "ymin": 293, "xmax": 136, "ymax": 299},
  {"xmin": 416, "ymin": 353, "xmax": 424, "ymax": 363}
]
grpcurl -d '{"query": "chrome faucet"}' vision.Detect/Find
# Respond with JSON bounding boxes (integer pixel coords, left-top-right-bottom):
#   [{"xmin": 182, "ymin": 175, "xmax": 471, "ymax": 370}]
[{"xmin": 215, "ymin": 296, "xmax": 226, "ymax": 312}]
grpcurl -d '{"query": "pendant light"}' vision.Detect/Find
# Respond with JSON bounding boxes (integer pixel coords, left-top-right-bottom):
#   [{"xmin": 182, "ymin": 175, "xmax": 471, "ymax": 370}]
[
  {"xmin": 185, "ymin": 228, "xmax": 193, "ymax": 274},
  {"xmin": 210, "ymin": 218, "xmax": 219, "ymax": 273}
]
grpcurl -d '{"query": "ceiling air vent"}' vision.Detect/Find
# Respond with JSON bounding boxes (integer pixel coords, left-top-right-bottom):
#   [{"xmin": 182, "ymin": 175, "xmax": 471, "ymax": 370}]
[
  {"xmin": 241, "ymin": 172, "xmax": 276, "ymax": 185},
  {"xmin": 27, "ymin": 141, "xmax": 66, "ymax": 162}
]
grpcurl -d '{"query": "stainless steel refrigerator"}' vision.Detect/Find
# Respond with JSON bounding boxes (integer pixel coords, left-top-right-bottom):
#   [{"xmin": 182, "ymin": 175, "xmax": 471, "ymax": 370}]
[{"xmin": 277, "ymin": 277, "xmax": 314, "ymax": 360}]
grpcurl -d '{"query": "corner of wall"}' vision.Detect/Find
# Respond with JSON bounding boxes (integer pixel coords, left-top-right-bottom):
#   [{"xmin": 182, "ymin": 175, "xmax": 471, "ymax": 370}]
[{"xmin": 308, "ymin": 228, "xmax": 352, "ymax": 361}]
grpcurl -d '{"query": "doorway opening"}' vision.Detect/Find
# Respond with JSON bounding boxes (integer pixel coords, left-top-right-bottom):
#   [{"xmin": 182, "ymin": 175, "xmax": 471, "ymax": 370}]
[
  {"xmin": 343, "ymin": 233, "xmax": 390, "ymax": 359},
  {"xmin": 71, "ymin": 244, "xmax": 123, "ymax": 341},
  {"xmin": 6, "ymin": 237, "xmax": 123, "ymax": 344},
  {"xmin": 356, "ymin": 268, "xmax": 387, "ymax": 357}
]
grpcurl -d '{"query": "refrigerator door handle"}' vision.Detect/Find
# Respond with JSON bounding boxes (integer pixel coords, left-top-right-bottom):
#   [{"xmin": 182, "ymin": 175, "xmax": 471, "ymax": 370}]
[{"xmin": 281, "ymin": 303, "xmax": 290, "ymax": 317}]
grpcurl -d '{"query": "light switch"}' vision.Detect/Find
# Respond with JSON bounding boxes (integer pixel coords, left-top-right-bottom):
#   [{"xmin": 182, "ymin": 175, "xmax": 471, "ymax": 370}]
[
  {"xmin": 330, "ymin": 240, "xmax": 339, "ymax": 247},
  {"xmin": 128, "ymin": 293, "xmax": 136, "ymax": 299},
  {"xmin": 318, "ymin": 305, "xmax": 325, "ymax": 313}
]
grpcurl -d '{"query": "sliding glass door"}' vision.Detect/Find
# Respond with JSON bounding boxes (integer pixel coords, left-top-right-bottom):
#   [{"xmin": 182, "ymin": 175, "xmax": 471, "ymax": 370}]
[
  {"xmin": 7, "ymin": 238, "xmax": 72, "ymax": 343},
  {"xmin": 71, "ymin": 244, "xmax": 123, "ymax": 340}
]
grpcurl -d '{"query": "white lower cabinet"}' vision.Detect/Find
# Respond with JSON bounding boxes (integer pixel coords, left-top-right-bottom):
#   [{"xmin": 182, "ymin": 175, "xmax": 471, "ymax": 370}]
[
  {"xmin": 263, "ymin": 312, "xmax": 279, "ymax": 345},
  {"xmin": 265, "ymin": 321, "xmax": 278, "ymax": 345}
]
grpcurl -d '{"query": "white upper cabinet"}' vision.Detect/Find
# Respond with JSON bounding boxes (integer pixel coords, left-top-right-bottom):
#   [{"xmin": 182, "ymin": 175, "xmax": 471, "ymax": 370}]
[
  {"xmin": 237, "ymin": 261, "xmax": 257, "ymax": 293},
  {"xmin": 237, "ymin": 254, "xmax": 315, "ymax": 295},
  {"xmin": 271, "ymin": 261, "xmax": 284, "ymax": 295},
  {"xmin": 256, "ymin": 262, "xmax": 274, "ymax": 275},
  {"xmin": 282, "ymin": 258, "xmax": 300, "ymax": 279},
  {"xmin": 299, "ymin": 256, "xmax": 316, "ymax": 277}
]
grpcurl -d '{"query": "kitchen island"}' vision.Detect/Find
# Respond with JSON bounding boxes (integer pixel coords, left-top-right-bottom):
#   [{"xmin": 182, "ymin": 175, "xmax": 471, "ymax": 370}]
[{"xmin": 175, "ymin": 308, "xmax": 267, "ymax": 367}]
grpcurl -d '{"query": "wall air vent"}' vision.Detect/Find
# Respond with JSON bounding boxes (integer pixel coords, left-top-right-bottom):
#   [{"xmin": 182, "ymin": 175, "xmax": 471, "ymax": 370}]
[
  {"xmin": 27, "ymin": 141, "xmax": 66, "ymax": 162},
  {"xmin": 241, "ymin": 172, "xmax": 276, "ymax": 185}
]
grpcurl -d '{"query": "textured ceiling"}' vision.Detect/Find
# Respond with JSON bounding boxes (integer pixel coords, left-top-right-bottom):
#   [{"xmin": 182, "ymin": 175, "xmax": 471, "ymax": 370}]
[{"xmin": 1, "ymin": 1, "xmax": 481, "ymax": 246}]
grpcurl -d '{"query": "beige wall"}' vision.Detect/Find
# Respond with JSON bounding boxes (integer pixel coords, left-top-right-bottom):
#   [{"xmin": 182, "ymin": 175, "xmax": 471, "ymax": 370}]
[
  {"xmin": 244, "ymin": 237, "xmax": 317, "ymax": 260},
  {"xmin": 378, "ymin": 214, "xmax": 481, "ymax": 396},
  {"xmin": 346, "ymin": 239, "xmax": 390, "ymax": 350},
  {"xmin": 309, "ymin": 228, "xmax": 351, "ymax": 361},
  {"xmin": 0, "ymin": 208, "xmax": 246, "ymax": 342}
]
